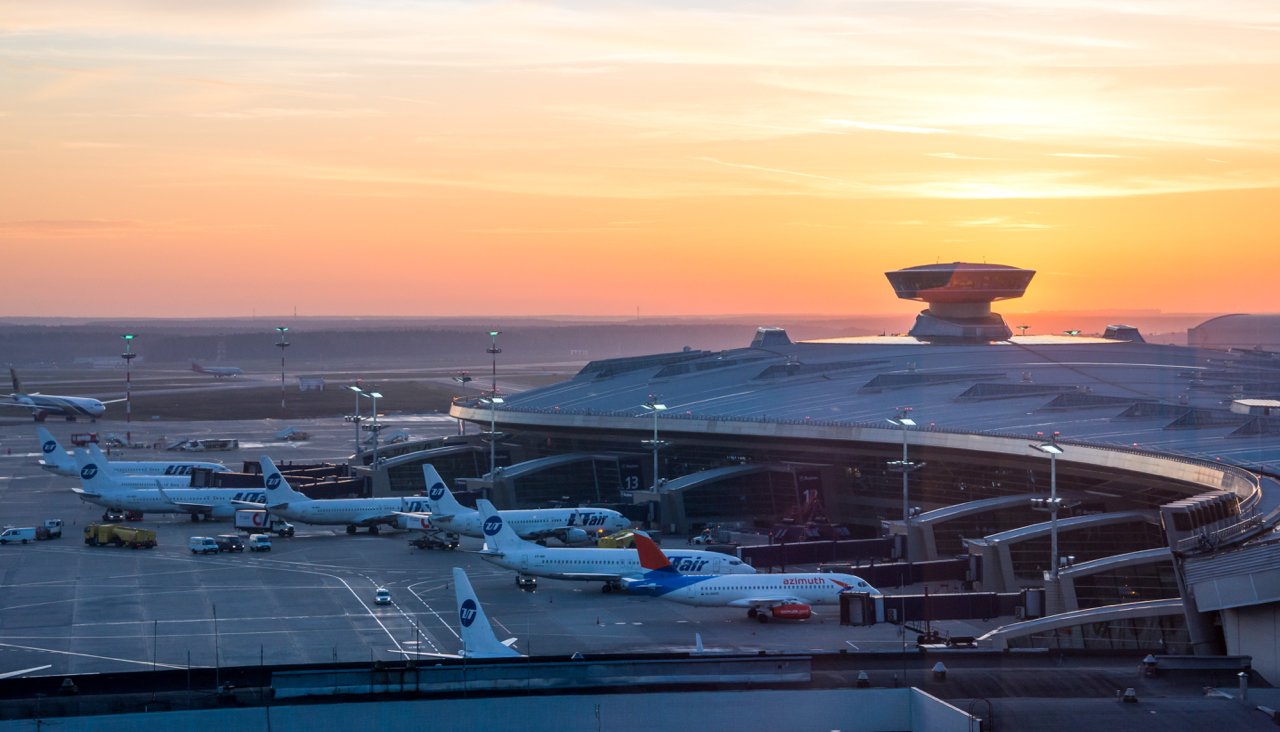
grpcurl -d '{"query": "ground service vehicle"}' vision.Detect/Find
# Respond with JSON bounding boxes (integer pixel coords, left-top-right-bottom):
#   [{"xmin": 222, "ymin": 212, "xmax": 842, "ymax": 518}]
[
  {"xmin": 214, "ymin": 534, "xmax": 245, "ymax": 552},
  {"xmin": 83, "ymin": 524, "xmax": 157, "ymax": 548},
  {"xmin": 36, "ymin": 519, "xmax": 63, "ymax": 540},
  {"xmin": 374, "ymin": 587, "xmax": 391, "ymax": 605},
  {"xmin": 234, "ymin": 509, "xmax": 296, "ymax": 537},
  {"xmin": 248, "ymin": 534, "xmax": 272, "ymax": 551},
  {"xmin": 0, "ymin": 527, "xmax": 37, "ymax": 544},
  {"xmin": 409, "ymin": 533, "xmax": 459, "ymax": 550},
  {"xmin": 188, "ymin": 536, "xmax": 219, "ymax": 554}
]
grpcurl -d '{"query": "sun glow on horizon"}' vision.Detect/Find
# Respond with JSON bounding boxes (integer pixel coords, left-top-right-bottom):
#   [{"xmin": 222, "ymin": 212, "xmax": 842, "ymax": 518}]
[{"xmin": 1, "ymin": 1, "xmax": 1278, "ymax": 318}]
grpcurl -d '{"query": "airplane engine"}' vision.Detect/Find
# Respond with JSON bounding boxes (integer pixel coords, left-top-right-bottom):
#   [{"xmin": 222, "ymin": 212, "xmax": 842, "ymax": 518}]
[
  {"xmin": 562, "ymin": 528, "xmax": 588, "ymax": 544},
  {"xmin": 770, "ymin": 604, "xmax": 812, "ymax": 620}
]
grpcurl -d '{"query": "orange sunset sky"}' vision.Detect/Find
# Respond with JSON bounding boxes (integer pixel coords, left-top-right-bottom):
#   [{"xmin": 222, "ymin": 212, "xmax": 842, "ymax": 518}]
[{"xmin": 2, "ymin": 1, "xmax": 1279, "ymax": 318}]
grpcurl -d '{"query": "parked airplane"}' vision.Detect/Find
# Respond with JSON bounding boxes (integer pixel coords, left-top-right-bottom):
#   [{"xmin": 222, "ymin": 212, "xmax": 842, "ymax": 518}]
[
  {"xmin": 3, "ymin": 368, "xmax": 114, "ymax": 422},
  {"xmin": 191, "ymin": 361, "xmax": 243, "ymax": 378},
  {"xmin": 407, "ymin": 464, "xmax": 630, "ymax": 544},
  {"xmin": 70, "ymin": 448, "xmax": 265, "ymax": 520},
  {"xmin": 624, "ymin": 532, "xmax": 876, "ymax": 623},
  {"xmin": 257, "ymin": 456, "xmax": 431, "ymax": 534},
  {"xmin": 37, "ymin": 428, "xmax": 229, "ymax": 477},
  {"xmin": 474, "ymin": 499, "xmax": 754, "ymax": 592}
]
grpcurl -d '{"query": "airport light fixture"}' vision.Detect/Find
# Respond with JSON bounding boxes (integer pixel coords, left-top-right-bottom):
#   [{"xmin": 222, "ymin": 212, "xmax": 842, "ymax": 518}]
[
  {"xmin": 641, "ymin": 399, "xmax": 669, "ymax": 491},
  {"xmin": 1030, "ymin": 432, "xmax": 1065, "ymax": 580},
  {"xmin": 481, "ymin": 395, "xmax": 504, "ymax": 497},
  {"xmin": 121, "ymin": 334, "xmax": 136, "ymax": 445},
  {"xmin": 887, "ymin": 408, "xmax": 925, "ymax": 523},
  {"xmin": 365, "ymin": 391, "xmax": 383, "ymax": 465},
  {"xmin": 346, "ymin": 385, "xmax": 364, "ymax": 457},
  {"xmin": 275, "ymin": 326, "xmax": 290, "ymax": 414}
]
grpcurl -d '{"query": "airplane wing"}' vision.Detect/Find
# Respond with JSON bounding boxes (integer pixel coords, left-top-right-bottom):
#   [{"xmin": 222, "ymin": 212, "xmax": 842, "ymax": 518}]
[
  {"xmin": 70, "ymin": 486, "xmax": 103, "ymax": 498},
  {"xmin": 0, "ymin": 665, "xmax": 52, "ymax": 680},
  {"xmin": 155, "ymin": 484, "xmax": 209, "ymax": 514},
  {"xmin": 353, "ymin": 509, "xmax": 398, "ymax": 527},
  {"xmin": 549, "ymin": 571, "xmax": 624, "ymax": 582}
]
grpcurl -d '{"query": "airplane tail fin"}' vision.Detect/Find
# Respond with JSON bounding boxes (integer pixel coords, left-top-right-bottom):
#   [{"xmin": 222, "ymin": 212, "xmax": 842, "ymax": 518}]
[
  {"xmin": 259, "ymin": 455, "xmax": 306, "ymax": 508},
  {"xmin": 474, "ymin": 499, "xmax": 528, "ymax": 552},
  {"xmin": 453, "ymin": 567, "xmax": 521, "ymax": 658},
  {"xmin": 422, "ymin": 464, "xmax": 465, "ymax": 515},
  {"xmin": 10, "ymin": 367, "xmax": 20, "ymax": 395},
  {"xmin": 191, "ymin": 361, "xmax": 204, "ymax": 374},
  {"xmin": 36, "ymin": 426, "xmax": 75, "ymax": 475},
  {"xmin": 632, "ymin": 531, "xmax": 679, "ymax": 574},
  {"xmin": 71, "ymin": 448, "xmax": 122, "ymax": 494},
  {"xmin": 85, "ymin": 443, "xmax": 122, "ymax": 478}
]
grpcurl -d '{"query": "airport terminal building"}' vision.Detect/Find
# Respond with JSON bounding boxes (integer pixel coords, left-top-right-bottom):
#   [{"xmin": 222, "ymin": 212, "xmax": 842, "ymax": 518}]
[{"xmin": 364, "ymin": 262, "xmax": 1280, "ymax": 680}]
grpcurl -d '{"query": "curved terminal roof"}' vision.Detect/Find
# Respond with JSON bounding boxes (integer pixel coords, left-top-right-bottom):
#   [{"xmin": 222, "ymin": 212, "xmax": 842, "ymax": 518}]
[{"xmin": 466, "ymin": 329, "xmax": 1280, "ymax": 469}]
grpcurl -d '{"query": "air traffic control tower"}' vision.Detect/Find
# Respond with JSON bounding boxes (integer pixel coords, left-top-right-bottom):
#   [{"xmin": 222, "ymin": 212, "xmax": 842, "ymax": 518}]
[{"xmin": 885, "ymin": 262, "xmax": 1035, "ymax": 341}]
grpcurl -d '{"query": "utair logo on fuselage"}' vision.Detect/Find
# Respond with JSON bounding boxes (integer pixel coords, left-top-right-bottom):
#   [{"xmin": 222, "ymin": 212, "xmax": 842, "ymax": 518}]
[
  {"xmin": 459, "ymin": 598, "xmax": 478, "ymax": 627},
  {"xmin": 665, "ymin": 555, "xmax": 711, "ymax": 573},
  {"xmin": 163, "ymin": 465, "xmax": 194, "ymax": 476},
  {"xmin": 428, "ymin": 482, "xmax": 446, "ymax": 501},
  {"xmin": 566, "ymin": 512, "xmax": 609, "ymax": 527},
  {"xmin": 265, "ymin": 473, "xmax": 282, "ymax": 491},
  {"xmin": 42, "ymin": 440, "xmax": 56, "ymax": 454},
  {"xmin": 80, "ymin": 464, "xmax": 98, "ymax": 480},
  {"xmin": 482, "ymin": 514, "xmax": 504, "ymax": 537},
  {"xmin": 233, "ymin": 492, "xmax": 266, "ymax": 504}
]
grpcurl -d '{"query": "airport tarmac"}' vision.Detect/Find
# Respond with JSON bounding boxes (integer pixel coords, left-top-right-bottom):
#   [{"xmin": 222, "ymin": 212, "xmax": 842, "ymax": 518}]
[{"xmin": 0, "ymin": 415, "xmax": 1000, "ymax": 677}]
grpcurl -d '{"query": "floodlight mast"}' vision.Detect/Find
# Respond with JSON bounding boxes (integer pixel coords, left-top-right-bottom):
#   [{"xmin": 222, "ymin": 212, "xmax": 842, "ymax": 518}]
[
  {"xmin": 121, "ymin": 334, "xmax": 136, "ymax": 444},
  {"xmin": 486, "ymin": 331, "xmax": 502, "ymax": 483},
  {"xmin": 1030, "ymin": 431, "xmax": 1065, "ymax": 579},
  {"xmin": 275, "ymin": 327, "xmax": 290, "ymax": 414},
  {"xmin": 887, "ymin": 408, "xmax": 922, "ymax": 523},
  {"xmin": 641, "ymin": 398, "xmax": 669, "ymax": 491},
  {"xmin": 347, "ymin": 385, "xmax": 364, "ymax": 457}
]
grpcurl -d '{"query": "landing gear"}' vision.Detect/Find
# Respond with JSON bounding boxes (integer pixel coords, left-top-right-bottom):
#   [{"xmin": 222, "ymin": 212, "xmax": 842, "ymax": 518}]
[
  {"xmin": 190, "ymin": 513, "xmax": 201, "ymax": 522},
  {"xmin": 601, "ymin": 580, "xmax": 621, "ymax": 594},
  {"xmin": 368, "ymin": 525, "xmax": 380, "ymax": 535},
  {"xmin": 346, "ymin": 525, "xmax": 357, "ymax": 534},
  {"xmin": 755, "ymin": 611, "xmax": 769, "ymax": 623},
  {"xmin": 747, "ymin": 608, "xmax": 758, "ymax": 618}
]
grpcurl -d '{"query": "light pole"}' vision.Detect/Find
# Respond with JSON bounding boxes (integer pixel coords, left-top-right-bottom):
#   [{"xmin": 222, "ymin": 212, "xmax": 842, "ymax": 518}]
[
  {"xmin": 275, "ymin": 326, "xmax": 290, "ymax": 415},
  {"xmin": 481, "ymin": 396, "xmax": 504, "ymax": 479},
  {"xmin": 452, "ymin": 372, "xmax": 473, "ymax": 435},
  {"xmin": 346, "ymin": 385, "xmax": 364, "ymax": 457},
  {"xmin": 641, "ymin": 398, "xmax": 668, "ymax": 491},
  {"xmin": 887, "ymin": 408, "xmax": 924, "ymax": 522},
  {"xmin": 121, "ymin": 334, "xmax": 136, "ymax": 445},
  {"xmin": 366, "ymin": 391, "xmax": 382, "ymax": 465},
  {"xmin": 1031, "ymin": 432, "xmax": 1065, "ymax": 579}
]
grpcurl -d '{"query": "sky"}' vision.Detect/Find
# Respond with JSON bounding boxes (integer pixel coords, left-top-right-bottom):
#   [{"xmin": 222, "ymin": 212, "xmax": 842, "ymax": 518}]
[{"xmin": 2, "ymin": 1, "xmax": 1279, "ymax": 318}]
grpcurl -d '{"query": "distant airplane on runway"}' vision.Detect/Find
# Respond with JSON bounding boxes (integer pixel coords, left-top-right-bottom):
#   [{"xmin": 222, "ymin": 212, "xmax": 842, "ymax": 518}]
[
  {"xmin": 2, "ymin": 367, "xmax": 115, "ymax": 422},
  {"xmin": 191, "ymin": 361, "xmax": 243, "ymax": 378}
]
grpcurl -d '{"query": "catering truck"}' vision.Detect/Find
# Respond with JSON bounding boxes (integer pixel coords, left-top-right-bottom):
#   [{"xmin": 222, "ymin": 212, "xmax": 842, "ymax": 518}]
[{"xmin": 234, "ymin": 509, "xmax": 295, "ymax": 537}]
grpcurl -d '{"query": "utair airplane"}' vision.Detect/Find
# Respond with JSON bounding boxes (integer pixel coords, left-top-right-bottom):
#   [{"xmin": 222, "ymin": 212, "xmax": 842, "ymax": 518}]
[
  {"xmin": 36, "ymin": 427, "xmax": 230, "ymax": 478},
  {"xmin": 623, "ymin": 532, "xmax": 877, "ymax": 623},
  {"xmin": 70, "ymin": 448, "xmax": 266, "ymax": 520},
  {"xmin": 2, "ymin": 367, "xmax": 117, "ymax": 422},
  {"xmin": 256, "ymin": 455, "xmax": 433, "ymax": 534},
  {"xmin": 404, "ymin": 464, "xmax": 630, "ymax": 544},
  {"xmin": 191, "ymin": 361, "xmax": 243, "ymax": 378},
  {"xmin": 401, "ymin": 568, "xmax": 523, "ymax": 660},
  {"xmin": 474, "ymin": 499, "xmax": 754, "ymax": 592}
]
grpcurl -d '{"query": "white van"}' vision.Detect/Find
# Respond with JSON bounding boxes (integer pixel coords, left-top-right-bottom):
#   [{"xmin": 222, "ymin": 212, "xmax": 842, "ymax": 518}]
[
  {"xmin": 248, "ymin": 534, "xmax": 272, "ymax": 552},
  {"xmin": 188, "ymin": 536, "xmax": 219, "ymax": 555},
  {"xmin": 0, "ymin": 527, "xmax": 37, "ymax": 544}
]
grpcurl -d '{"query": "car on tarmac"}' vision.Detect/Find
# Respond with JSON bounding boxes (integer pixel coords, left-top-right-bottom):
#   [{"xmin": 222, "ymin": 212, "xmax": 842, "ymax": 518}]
[
  {"xmin": 248, "ymin": 534, "xmax": 272, "ymax": 552},
  {"xmin": 374, "ymin": 587, "xmax": 391, "ymax": 605},
  {"xmin": 214, "ymin": 534, "xmax": 245, "ymax": 552},
  {"xmin": 189, "ymin": 536, "xmax": 219, "ymax": 555}
]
